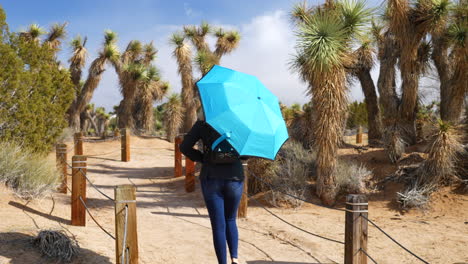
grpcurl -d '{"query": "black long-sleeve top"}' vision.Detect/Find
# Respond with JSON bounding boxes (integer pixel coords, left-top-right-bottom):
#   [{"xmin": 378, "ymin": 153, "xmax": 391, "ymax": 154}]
[{"xmin": 179, "ymin": 120, "xmax": 244, "ymax": 181}]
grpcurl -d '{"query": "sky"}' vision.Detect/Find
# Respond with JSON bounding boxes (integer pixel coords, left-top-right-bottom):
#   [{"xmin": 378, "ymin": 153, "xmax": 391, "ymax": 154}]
[{"xmin": 1, "ymin": 0, "xmax": 390, "ymax": 112}]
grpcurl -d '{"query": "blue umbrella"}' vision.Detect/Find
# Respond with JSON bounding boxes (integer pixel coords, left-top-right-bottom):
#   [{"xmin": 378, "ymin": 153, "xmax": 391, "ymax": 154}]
[{"xmin": 196, "ymin": 65, "xmax": 289, "ymax": 160}]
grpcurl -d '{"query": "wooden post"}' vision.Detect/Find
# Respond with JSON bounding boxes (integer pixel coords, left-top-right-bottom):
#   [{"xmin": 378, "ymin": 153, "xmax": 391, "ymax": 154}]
[
  {"xmin": 71, "ymin": 155, "xmax": 87, "ymax": 226},
  {"xmin": 238, "ymin": 164, "xmax": 249, "ymax": 218},
  {"xmin": 356, "ymin": 126, "xmax": 363, "ymax": 144},
  {"xmin": 345, "ymin": 194, "xmax": 368, "ymax": 264},
  {"xmin": 115, "ymin": 185, "xmax": 138, "ymax": 264},
  {"xmin": 174, "ymin": 136, "xmax": 183, "ymax": 178},
  {"xmin": 121, "ymin": 128, "xmax": 130, "ymax": 162},
  {"xmin": 185, "ymin": 158, "xmax": 195, "ymax": 192},
  {"xmin": 74, "ymin": 132, "xmax": 84, "ymax": 155},
  {"xmin": 56, "ymin": 143, "xmax": 68, "ymax": 194}
]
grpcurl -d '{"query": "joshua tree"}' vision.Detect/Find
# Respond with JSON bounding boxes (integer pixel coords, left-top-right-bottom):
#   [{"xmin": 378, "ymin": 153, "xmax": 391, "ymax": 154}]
[
  {"xmin": 112, "ymin": 40, "xmax": 166, "ymax": 130},
  {"xmin": 68, "ymin": 36, "xmax": 87, "ymax": 88},
  {"xmin": 170, "ymin": 33, "xmax": 197, "ymax": 132},
  {"xmin": 67, "ymin": 30, "xmax": 119, "ymax": 130},
  {"xmin": 67, "ymin": 35, "xmax": 88, "ymax": 125},
  {"xmin": 350, "ymin": 38, "xmax": 383, "ymax": 145},
  {"xmin": 369, "ymin": 0, "xmax": 450, "ymax": 162},
  {"xmin": 44, "ymin": 23, "xmax": 67, "ymax": 52},
  {"xmin": 170, "ymin": 22, "xmax": 241, "ymax": 132},
  {"xmin": 164, "ymin": 94, "xmax": 183, "ymax": 142},
  {"xmin": 432, "ymin": 0, "xmax": 467, "ymax": 123},
  {"xmin": 19, "ymin": 24, "xmax": 45, "ymax": 42},
  {"xmin": 387, "ymin": 0, "xmax": 450, "ymax": 144},
  {"xmin": 132, "ymin": 43, "xmax": 167, "ymax": 132},
  {"xmin": 133, "ymin": 66, "xmax": 170, "ymax": 132},
  {"xmin": 291, "ymin": 0, "xmax": 372, "ymax": 205}
]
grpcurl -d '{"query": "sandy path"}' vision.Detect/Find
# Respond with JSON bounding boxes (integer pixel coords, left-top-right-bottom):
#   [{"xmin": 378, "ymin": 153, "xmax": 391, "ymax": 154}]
[{"xmin": 0, "ymin": 136, "xmax": 467, "ymax": 264}]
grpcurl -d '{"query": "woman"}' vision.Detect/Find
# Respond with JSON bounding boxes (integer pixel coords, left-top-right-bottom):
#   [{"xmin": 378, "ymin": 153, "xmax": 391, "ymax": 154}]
[{"xmin": 180, "ymin": 112, "xmax": 244, "ymax": 264}]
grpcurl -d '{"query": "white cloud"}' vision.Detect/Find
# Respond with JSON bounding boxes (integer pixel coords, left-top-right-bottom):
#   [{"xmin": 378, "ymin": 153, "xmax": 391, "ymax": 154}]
[{"xmin": 184, "ymin": 3, "xmax": 202, "ymax": 17}]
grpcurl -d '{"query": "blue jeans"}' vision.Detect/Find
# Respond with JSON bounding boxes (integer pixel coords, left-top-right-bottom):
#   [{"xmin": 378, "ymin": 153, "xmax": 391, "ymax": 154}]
[{"xmin": 201, "ymin": 177, "xmax": 244, "ymax": 264}]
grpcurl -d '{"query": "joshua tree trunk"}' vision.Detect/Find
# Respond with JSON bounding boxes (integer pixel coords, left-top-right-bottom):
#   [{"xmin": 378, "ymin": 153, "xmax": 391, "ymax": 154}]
[
  {"xmin": 313, "ymin": 70, "xmax": 347, "ymax": 205},
  {"xmin": 399, "ymin": 42, "xmax": 420, "ymax": 144},
  {"xmin": 376, "ymin": 34, "xmax": 404, "ymax": 163},
  {"xmin": 84, "ymin": 110, "xmax": 99, "ymax": 136},
  {"xmin": 377, "ymin": 35, "xmax": 399, "ymax": 124},
  {"xmin": 68, "ymin": 57, "xmax": 107, "ymax": 131},
  {"xmin": 356, "ymin": 69, "xmax": 383, "ymax": 145},
  {"xmin": 433, "ymin": 36, "xmax": 467, "ymax": 123}
]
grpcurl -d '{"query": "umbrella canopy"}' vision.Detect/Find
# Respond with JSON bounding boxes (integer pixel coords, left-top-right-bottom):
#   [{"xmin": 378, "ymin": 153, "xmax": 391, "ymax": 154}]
[{"xmin": 196, "ymin": 65, "xmax": 288, "ymax": 160}]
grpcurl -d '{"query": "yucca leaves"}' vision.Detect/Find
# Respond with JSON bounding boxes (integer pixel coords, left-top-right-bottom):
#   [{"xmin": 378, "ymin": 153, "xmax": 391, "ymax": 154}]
[
  {"xmin": 338, "ymin": 0, "xmax": 374, "ymax": 37},
  {"xmin": 448, "ymin": 22, "xmax": 467, "ymax": 46},
  {"xmin": 296, "ymin": 10, "xmax": 349, "ymax": 72},
  {"xmin": 195, "ymin": 50, "xmax": 217, "ymax": 75},
  {"xmin": 170, "ymin": 32, "xmax": 185, "ymax": 47},
  {"xmin": 104, "ymin": 30, "xmax": 117, "ymax": 45}
]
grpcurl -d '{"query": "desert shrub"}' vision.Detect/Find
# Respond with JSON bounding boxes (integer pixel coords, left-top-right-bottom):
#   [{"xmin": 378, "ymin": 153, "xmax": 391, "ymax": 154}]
[
  {"xmin": 0, "ymin": 9, "xmax": 74, "ymax": 153},
  {"xmin": 33, "ymin": 230, "xmax": 80, "ymax": 262},
  {"xmin": 0, "ymin": 141, "xmax": 59, "ymax": 199},
  {"xmin": 397, "ymin": 121, "xmax": 466, "ymax": 209},
  {"xmin": 56, "ymin": 127, "xmax": 74, "ymax": 143},
  {"xmin": 248, "ymin": 140, "xmax": 315, "ymax": 207},
  {"xmin": 397, "ymin": 186, "xmax": 431, "ymax": 210},
  {"xmin": 247, "ymin": 140, "xmax": 373, "ymax": 206},
  {"xmin": 335, "ymin": 159, "xmax": 372, "ymax": 194}
]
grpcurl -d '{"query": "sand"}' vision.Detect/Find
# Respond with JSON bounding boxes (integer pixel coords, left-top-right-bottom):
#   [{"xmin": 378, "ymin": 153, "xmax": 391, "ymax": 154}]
[{"xmin": 0, "ymin": 136, "xmax": 467, "ymax": 264}]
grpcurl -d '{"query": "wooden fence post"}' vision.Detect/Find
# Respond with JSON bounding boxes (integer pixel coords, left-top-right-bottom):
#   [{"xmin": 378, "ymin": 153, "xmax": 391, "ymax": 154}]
[
  {"xmin": 74, "ymin": 132, "xmax": 84, "ymax": 155},
  {"xmin": 56, "ymin": 143, "xmax": 68, "ymax": 194},
  {"xmin": 174, "ymin": 136, "xmax": 183, "ymax": 178},
  {"xmin": 71, "ymin": 155, "xmax": 87, "ymax": 226},
  {"xmin": 345, "ymin": 194, "xmax": 368, "ymax": 264},
  {"xmin": 115, "ymin": 185, "xmax": 138, "ymax": 264},
  {"xmin": 356, "ymin": 126, "xmax": 363, "ymax": 144},
  {"xmin": 238, "ymin": 164, "xmax": 249, "ymax": 218},
  {"xmin": 185, "ymin": 158, "xmax": 195, "ymax": 192},
  {"xmin": 121, "ymin": 128, "xmax": 130, "ymax": 162}
]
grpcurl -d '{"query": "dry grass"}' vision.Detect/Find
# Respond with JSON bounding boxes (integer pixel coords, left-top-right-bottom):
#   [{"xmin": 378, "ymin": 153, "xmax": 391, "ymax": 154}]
[
  {"xmin": 33, "ymin": 230, "xmax": 80, "ymax": 262},
  {"xmin": 248, "ymin": 140, "xmax": 315, "ymax": 208},
  {"xmin": 0, "ymin": 142, "xmax": 59, "ymax": 199},
  {"xmin": 335, "ymin": 159, "xmax": 373, "ymax": 194}
]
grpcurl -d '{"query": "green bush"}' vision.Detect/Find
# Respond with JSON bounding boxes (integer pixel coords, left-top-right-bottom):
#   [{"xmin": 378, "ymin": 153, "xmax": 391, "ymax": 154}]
[
  {"xmin": 0, "ymin": 6, "xmax": 74, "ymax": 153},
  {"xmin": 0, "ymin": 141, "xmax": 59, "ymax": 199},
  {"xmin": 347, "ymin": 101, "xmax": 368, "ymax": 129}
]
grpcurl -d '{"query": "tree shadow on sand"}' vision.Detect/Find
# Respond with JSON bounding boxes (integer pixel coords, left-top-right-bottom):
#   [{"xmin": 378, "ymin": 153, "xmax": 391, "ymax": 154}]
[{"xmin": 0, "ymin": 232, "xmax": 112, "ymax": 264}]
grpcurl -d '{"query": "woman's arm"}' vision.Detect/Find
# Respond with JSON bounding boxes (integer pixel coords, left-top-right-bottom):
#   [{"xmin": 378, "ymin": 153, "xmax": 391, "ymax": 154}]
[{"xmin": 179, "ymin": 120, "xmax": 204, "ymax": 163}]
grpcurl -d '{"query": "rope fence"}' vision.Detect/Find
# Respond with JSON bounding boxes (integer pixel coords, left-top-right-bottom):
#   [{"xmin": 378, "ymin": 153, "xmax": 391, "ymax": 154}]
[
  {"xmin": 247, "ymin": 168, "xmax": 429, "ymax": 264},
  {"xmin": 79, "ymin": 196, "xmax": 116, "ymax": 240},
  {"xmin": 360, "ymin": 214, "xmax": 429, "ymax": 264},
  {"xmin": 54, "ymin": 135, "xmax": 137, "ymax": 263},
  {"xmin": 247, "ymin": 192, "xmax": 345, "ymax": 245},
  {"xmin": 53, "ymin": 130, "xmax": 432, "ymax": 264}
]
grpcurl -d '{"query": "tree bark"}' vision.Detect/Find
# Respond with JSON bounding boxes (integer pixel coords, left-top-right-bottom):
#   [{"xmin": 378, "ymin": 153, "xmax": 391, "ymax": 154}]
[
  {"xmin": 377, "ymin": 35, "xmax": 399, "ymax": 125},
  {"xmin": 356, "ymin": 69, "xmax": 383, "ymax": 145}
]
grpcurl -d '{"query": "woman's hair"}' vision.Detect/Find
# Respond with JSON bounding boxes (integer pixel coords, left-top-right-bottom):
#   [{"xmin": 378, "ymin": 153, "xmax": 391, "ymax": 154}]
[{"xmin": 197, "ymin": 108, "xmax": 205, "ymax": 121}]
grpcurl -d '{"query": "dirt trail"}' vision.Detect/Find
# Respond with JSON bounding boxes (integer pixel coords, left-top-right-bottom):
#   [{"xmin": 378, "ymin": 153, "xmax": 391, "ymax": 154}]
[{"xmin": 0, "ymin": 136, "xmax": 467, "ymax": 264}]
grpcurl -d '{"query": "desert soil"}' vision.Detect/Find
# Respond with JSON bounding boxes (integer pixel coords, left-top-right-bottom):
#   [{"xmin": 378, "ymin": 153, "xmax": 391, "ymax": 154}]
[{"xmin": 0, "ymin": 136, "xmax": 467, "ymax": 264}]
